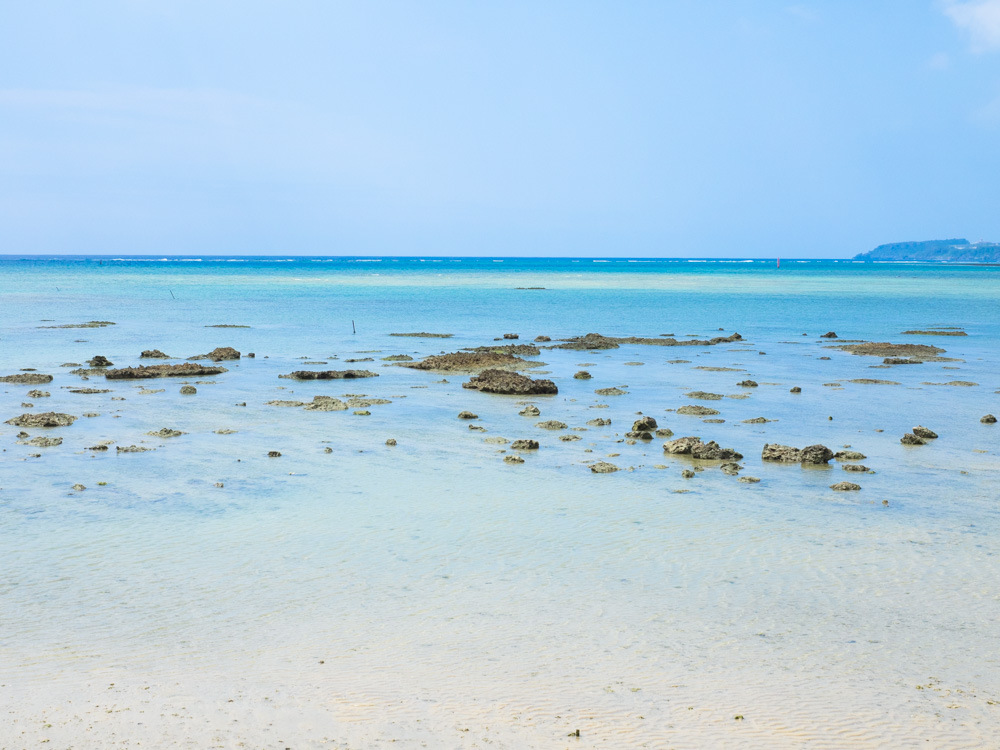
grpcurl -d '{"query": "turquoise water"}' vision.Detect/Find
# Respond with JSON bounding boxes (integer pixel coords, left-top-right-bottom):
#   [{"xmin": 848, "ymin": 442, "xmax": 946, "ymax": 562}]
[{"xmin": 1, "ymin": 257, "xmax": 998, "ymax": 748}]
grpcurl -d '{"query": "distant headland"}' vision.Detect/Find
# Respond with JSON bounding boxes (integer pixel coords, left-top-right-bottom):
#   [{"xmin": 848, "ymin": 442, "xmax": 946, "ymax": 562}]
[{"xmin": 854, "ymin": 238, "xmax": 1000, "ymax": 262}]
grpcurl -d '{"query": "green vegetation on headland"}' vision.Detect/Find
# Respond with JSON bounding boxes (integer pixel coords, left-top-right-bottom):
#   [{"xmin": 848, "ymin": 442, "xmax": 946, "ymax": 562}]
[{"xmin": 854, "ymin": 238, "xmax": 1000, "ymax": 262}]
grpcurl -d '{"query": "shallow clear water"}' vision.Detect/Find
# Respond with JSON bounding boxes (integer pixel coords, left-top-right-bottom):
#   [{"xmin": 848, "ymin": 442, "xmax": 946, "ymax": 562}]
[{"xmin": 1, "ymin": 257, "xmax": 998, "ymax": 748}]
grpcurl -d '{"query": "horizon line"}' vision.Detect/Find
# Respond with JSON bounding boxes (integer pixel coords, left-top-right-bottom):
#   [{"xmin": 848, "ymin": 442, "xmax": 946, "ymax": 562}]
[{"xmin": 1, "ymin": 253, "xmax": 857, "ymax": 260}]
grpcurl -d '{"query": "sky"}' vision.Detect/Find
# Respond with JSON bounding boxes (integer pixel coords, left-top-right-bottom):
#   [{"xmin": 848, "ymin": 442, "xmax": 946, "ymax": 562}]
[{"xmin": 1, "ymin": 1, "xmax": 999, "ymax": 258}]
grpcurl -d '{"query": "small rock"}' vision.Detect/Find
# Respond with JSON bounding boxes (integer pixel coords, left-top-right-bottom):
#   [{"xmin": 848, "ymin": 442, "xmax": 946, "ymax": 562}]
[
  {"xmin": 87, "ymin": 355, "xmax": 113, "ymax": 367},
  {"xmin": 504, "ymin": 455, "xmax": 525, "ymax": 464},
  {"xmin": 511, "ymin": 439, "xmax": 539, "ymax": 450},
  {"xmin": 842, "ymin": 464, "xmax": 870, "ymax": 472},
  {"xmin": 214, "ymin": 482, "xmax": 224, "ymax": 488},
  {"xmin": 720, "ymin": 462, "xmax": 742, "ymax": 476},
  {"xmin": 590, "ymin": 461, "xmax": 619, "ymax": 473},
  {"xmin": 180, "ymin": 385, "xmax": 197, "ymax": 394},
  {"xmin": 820, "ymin": 331, "xmax": 838, "ymax": 338},
  {"xmin": 834, "ymin": 450, "xmax": 866, "ymax": 461},
  {"xmin": 627, "ymin": 430, "xmax": 655, "ymax": 440},
  {"xmin": 536, "ymin": 420, "xmax": 567, "ymax": 430},
  {"xmin": 457, "ymin": 411, "xmax": 479, "ymax": 419},
  {"xmin": 762, "ymin": 443, "xmax": 833, "ymax": 464},
  {"xmin": 304, "ymin": 396, "xmax": 348, "ymax": 411},
  {"xmin": 574, "ymin": 371, "xmax": 592, "ymax": 379},
  {"xmin": 6, "ymin": 412, "xmax": 77, "ymax": 427},
  {"xmin": 519, "ymin": 405, "xmax": 541, "ymax": 417},
  {"xmin": 790, "ymin": 386, "xmax": 801, "ymax": 393},
  {"xmin": 901, "ymin": 433, "xmax": 926, "ymax": 445},
  {"xmin": 737, "ymin": 476, "xmax": 761, "ymax": 484},
  {"xmin": 193, "ymin": 346, "xmax": 240, "ymax": 361},
  {"xmin": 534, "ymin": 335, "xmax": 551, "ymax": 342},
  {"xmin": 267, "ymin": 451, "xmax": 282, "ymax": 457},
  {"xmin": 664, "ymin": 436, "xmax": 742, "ymax": 460},
  {"xmin": 146, "ymin": 428, "xmax": 185, "ymax": 438},
  {"xmin": 830, "ymin": 481, "xmax": 861, "ymax": 491},
  {"xmin": 737, "ymin": 380, "xmax": 758, "ymax": 388},
  {"xmin": 677, "ymin": 405, "xmax": 720, "ymax": 416},
  {"xmin": 71, "ymin": 483, "xmax": 86, "ymax": 491},
  {"xmin": 663, "ymin": 436, "xmax": 701, "ymax": 455},
  {"xmin": 632, "ymin": 416, "xmax": 657, "ymax": 432},
  {"xmin": 594, "ymin": 387, "xmax": 627, "ymax": 396},
  {"xmin": 281, "ymin": 369, "xmax": 378, "ymax": 380},
  {"xmin": 982, "ymin": 414, "xmax": 997, "ymax": 424},
  {"xmin": 463, "ymin": 369, "xmax": 558, "ymax": 395},
  {"xmin": 385, "ymin": 438, "xmax": 397, "ymax": 446},
  {"xmin": 1, "ymin": 373, "xmax": 53, "ymax": 385},
  {"xmin": 912, "ymin": 425, "xmax": 938, "ymax": 439},
  {"xmin": 107, "ymin": 363, "xmax": 227, "ymax": 380},
  {"xmin": 587, "ymin": 418, "xmax": 611, "ymax": 427},
  {"xmin": 686, "ymin": 391, "xmax": 723, "ymax": 400},
  {"xmin": 503, "ymin": 333, "xmax": 519, "ymax": 340},
  {"xmin": 800, "ymin": 444, "xmax": 834, "ymax": 464},
  {"xmin": 22, "ymin": 436, "xmax": 62, "ymax": 447},
  {"xmin": 693, "ymin": 440, "xmax": 741, "ymax": 460},
  {"xmin": 681, "ymin": 470, "xmax": 695, "ymax": 479}
]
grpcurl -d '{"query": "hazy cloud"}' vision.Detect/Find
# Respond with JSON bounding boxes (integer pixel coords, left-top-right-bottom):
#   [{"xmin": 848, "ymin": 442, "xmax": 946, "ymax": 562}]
[
  {"xmin": 943, "ymin": 0, "xmax": 1000, "ymax": 51},
  {"xmin": 785, "ymin": 5, "xmax": 820, "ymax": 23},
  {"xmin": 973, "ymin": 92, "xmax": 1000, "ymax": 125},
  {"xmin": 0, "ymin": 86, "xmax": 415, "ymax": 185},
  {"xmin": 928, "ymin": 51, "xmax": 951, "ymax": 69}
]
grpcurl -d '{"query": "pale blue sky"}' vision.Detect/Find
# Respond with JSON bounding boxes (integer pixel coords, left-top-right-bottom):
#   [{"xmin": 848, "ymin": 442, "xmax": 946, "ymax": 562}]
[{"xmin": 1, "ymin": 1, "xmax": 998, "ymax": 257}]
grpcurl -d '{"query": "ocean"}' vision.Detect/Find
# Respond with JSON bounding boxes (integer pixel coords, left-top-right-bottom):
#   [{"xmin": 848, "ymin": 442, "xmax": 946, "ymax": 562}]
[{"xmin": 1, "ymin": 256, "xmax": 998, "ymax": 748}]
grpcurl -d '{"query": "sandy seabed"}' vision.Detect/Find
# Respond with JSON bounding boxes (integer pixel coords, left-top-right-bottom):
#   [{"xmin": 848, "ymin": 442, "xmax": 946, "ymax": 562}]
[{"xmin": 3, "ymin": 286, "xmax": 999, "ymax": 748}]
